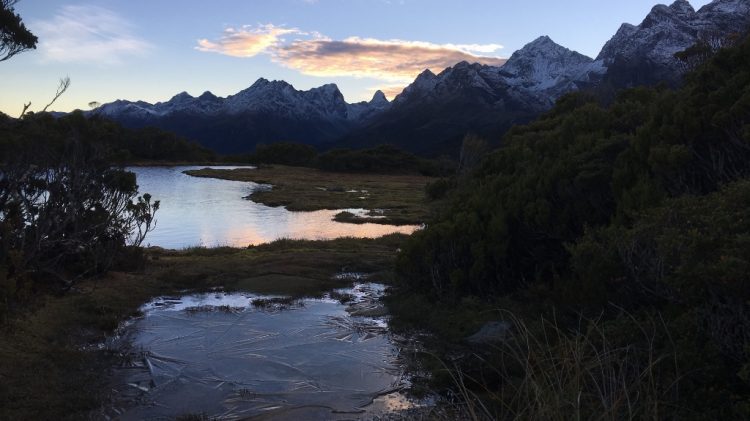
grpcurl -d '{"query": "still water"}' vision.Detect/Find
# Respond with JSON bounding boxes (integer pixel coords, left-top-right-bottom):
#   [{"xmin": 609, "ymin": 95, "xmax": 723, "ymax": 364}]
[
  {"xmin": 107, "ymin": 283, "xmax": 420, "ymax": 420},
  {"xmin": 130, "ymin": 166, "xmax": 419, "ymax": 249}
]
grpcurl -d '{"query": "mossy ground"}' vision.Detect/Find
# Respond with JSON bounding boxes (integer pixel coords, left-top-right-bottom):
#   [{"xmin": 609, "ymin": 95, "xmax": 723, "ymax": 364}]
[{"xmin": 185, "ymin": 165, "xmax": 434, "ymax": 225}]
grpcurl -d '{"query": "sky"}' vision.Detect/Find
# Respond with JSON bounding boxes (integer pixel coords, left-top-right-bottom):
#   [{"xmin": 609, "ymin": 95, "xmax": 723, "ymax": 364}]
[{"xmin": 0, "ymin": 0, "xmax": 713, "ymax": 116}]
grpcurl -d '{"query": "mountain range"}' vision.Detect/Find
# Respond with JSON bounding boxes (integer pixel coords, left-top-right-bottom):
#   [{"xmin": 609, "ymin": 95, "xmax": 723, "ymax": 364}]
[{"xmin": 93, "ymin": 0, "xmax": 750, "ymax": 155}]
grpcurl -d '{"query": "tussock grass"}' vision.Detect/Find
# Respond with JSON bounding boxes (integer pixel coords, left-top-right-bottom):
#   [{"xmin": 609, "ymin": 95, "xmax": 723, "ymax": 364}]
[{"xmin": 438, "ymin": 310, "xmax": 680, "ymax": 420}]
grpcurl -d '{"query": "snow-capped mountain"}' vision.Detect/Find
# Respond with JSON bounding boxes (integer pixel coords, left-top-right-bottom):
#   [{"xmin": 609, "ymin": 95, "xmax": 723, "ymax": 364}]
[
  {"xmin": 346, "ymin": 90, "xmax": 391, "ymax": 121},
  {"xmin": 95, "ymin": 81, "xmax": 391, "ymax": 153},
  {"xmin": 342, "ymin": 35, "xmax": 603, "ymax": 155},
  {"xmin": 388, "ymin": 35, "xmax": 601, "ymax": 115},
  {"xmin": 94, "ymin": 0, "xmax": 749, "ymax": 155},
  {"xmin": 347, "ymin": 0, "xmax": 749, "ymax": 154},
  {"xmin": 597, "ymin": 0, "xmax": 750, "ymax": 86},
  {"xmin": 501, "ymin": 36, "xmax": 605, "ymax": 107},
  {"xmin": 97, "ymin": 80, "xmax": 387, "ymax": 124}
]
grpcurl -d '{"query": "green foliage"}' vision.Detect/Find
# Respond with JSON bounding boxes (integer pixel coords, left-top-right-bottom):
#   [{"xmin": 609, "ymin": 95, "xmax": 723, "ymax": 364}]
[
  {"xmin": 246, "ymin": 141, "xmax": 319, "ymax": 166},
  {"xmin": 227, "ymin": 142, "xmax": 454, "ymax": 176},
  {"xmin": 315, "ymin": 144, "xmax": 451, "ymax": 175},
  {"xmin": 398, "ymin": 35, "xmax": 750, "ymax": 300},
  {"xmin": 0, "ymin": 0, "xmax": 37, "ymax": 62},
  {"xmin": 0, "ymin": 111, "xmax": 216, "ymax": 163},
  {"xmin": 391, "ymin": 35, "xmax": 750, "ymax": 418}
]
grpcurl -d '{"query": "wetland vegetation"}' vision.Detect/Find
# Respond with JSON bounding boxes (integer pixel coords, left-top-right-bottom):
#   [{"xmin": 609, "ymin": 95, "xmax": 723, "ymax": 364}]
[
  {"xmin": 185, "ymin": 165, "xmax": 434, "ymax": 226},
  {"xmin": 0, "ymin": 235, "xmax": 409, "ymax": 419}
]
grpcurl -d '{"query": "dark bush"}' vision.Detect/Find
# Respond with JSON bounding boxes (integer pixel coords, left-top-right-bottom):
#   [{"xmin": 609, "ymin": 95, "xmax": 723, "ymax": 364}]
[{"xmin": 0, "ymin": 122, "xmax": 158, "ymax": 319}]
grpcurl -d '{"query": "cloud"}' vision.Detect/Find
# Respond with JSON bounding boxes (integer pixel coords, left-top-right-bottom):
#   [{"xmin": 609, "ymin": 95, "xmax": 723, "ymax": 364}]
[
  {"xmin": 274, "ymin": 37, "xmax": 506, "ymax": 81},
  {"xmin": 33, "ymin": 5, "xmax": 152, "ymax": 65},
  {"xmin": 196, "ymin": 24, "xmax": 506, "ymax": 82},
  {"xmin": 196, "ymin": 24, "xmax": 298, "ymax": 58}
]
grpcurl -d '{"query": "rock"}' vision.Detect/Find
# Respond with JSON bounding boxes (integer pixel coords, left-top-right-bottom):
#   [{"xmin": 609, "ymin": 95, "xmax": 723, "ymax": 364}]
[{"xmin": 466, "ymin": 321, "xmax": 512, "ymax": 344}]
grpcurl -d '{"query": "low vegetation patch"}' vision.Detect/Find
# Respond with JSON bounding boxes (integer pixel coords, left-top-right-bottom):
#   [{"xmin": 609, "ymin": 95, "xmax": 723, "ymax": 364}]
[{"xmin": 186, "ymin": 165, "xmax": 434, "ymax": 225}]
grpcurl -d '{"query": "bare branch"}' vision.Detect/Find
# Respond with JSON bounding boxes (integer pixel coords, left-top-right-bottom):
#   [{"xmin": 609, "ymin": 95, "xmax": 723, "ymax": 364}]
[
  {"xmin": 19, "ymin": 101, "xmax": 30, "ymax": 117},
  {"xmin": 40, "ymin": 76, "xmax": 71, "ymax": 113}
]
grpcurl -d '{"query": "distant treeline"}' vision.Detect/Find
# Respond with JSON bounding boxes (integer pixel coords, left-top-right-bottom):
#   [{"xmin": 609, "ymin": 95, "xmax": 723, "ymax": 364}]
[
  {"xmin": 390, "ymin": 34, "xmax": 750, "ymax": 418},
  {"xmin": 0, "ymin": 110, "xmax": 217, "ymax": 164},
  {"xmin": 227, "ymin": 142, "xmax": 455, "ymax": 176},
  {"xmin": 0, "ymin": 111, "xmax": 456, "ymax": 176}
]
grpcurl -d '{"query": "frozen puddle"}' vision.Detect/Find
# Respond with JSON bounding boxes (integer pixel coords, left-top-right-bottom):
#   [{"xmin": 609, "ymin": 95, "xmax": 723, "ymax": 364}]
[{"xmin": 106, "ymin": 283, "xmax": 418, "ymax": 420}]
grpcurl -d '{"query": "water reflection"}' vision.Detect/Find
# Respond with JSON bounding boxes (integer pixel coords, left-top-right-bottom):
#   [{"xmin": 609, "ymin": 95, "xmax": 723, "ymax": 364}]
[{"xmin": 130, "ymin": 166, "xmax": 419, "ymax": 249}]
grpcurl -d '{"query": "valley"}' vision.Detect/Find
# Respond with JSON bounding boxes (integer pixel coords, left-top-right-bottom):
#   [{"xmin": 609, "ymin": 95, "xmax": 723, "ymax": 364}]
[{"xmin": 2, "ymin": 0, "xmax": 750, "ymax": 419}]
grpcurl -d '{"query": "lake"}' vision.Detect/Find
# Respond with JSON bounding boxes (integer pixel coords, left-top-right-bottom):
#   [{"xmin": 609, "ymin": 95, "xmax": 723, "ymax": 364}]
[{"xmin": 130, "ymin": 166, "xmax": 419, "ymax": 249}]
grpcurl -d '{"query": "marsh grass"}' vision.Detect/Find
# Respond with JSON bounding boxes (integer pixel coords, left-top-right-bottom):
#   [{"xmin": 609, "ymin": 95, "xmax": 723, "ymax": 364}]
[
  {"xmin": 435, "ymin": 310, "xmax": 680, "ymax": 420},
  {"xmin": 184, "ymin": 304, "xmax": 244, "ymax": 314},
  {"xmin": 185, "ymin": 165, "xmax": 433, "ymax": 225},
  {"xmin": 250, "ymin": 296, "xmax": 302, "ymax": 310},
  {"xmin": 329, "ymin": 290, "xmax": 355, "ymax": 304}
]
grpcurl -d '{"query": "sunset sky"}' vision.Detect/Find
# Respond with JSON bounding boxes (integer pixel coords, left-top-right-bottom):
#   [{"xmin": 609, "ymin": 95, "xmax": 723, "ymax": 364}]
[{"xmin": 0, "ymin": 0, "xmax": 712, "ymax": 116}]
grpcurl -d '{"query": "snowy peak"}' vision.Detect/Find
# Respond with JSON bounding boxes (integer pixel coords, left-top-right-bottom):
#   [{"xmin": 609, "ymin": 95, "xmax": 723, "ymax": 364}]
[
  {"xmin": 345, "ymin": 89, "xmax": 392, "ymax": 121},
  {"xmin": 700, "ymin": 0, "xmax": 750, "ymax": 15},
  {"xmin": 198, "ymin": 91, "xmax": 218, "ymax": 101},
  {"xmin": 515, "ymin": 35, "xmax": 561, "ymax": 51},
  {"xmin": 392, "ymin": 37, "xmax": 599, "ymax": 110},
  {"xmin": 394, "ymin": 69, "xmax": 439, "ymax": 103},
  {"xmin": 95, "ymin": 78, "xmax": 393, "ymax": 123},
  {"xmin": 597, "ymin": 0, "xmax": 750, "ymax": 67},
  {"xmin": 503, "ymin": 36, "xmax": 593, "ymax": 75},
  {"xmin": 500, "ymin": 36, "xmax": 597, "ymax": 94},
  {"xmin": 370, "ymin": 90, "xmax": 389, "ymax": 107},
  {"xmin": 669, "ymin": 0, "xmax": 695, "ymax": 15},
  {"xmin": 697, "ymin": 0, "xmax": 750, "ymax": 29},
  {"xmin": 169, "ymin": 91, "xmax": 193, "ymax": 102}
]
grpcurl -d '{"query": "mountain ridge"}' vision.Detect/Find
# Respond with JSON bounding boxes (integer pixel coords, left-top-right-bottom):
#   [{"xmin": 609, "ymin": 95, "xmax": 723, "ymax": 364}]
[{"xmin": 91, "ymin": 0, "xmax": 750, "ymax": 155}]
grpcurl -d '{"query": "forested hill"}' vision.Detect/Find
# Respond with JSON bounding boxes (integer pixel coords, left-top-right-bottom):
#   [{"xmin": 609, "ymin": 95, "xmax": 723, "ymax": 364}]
[
  {"xmin": 0, "ymin": 111, "xmax": 216, "ymax": 164},
  {"xmin": 394, "ymin": 34, "xmax": 750, "ymax": 417}
]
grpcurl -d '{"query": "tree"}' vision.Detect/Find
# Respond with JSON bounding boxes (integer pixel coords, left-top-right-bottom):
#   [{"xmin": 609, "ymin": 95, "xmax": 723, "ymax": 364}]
[
  {"xmin": 0, "ymin": 0, "xmax": 37, "ymax": 62},
  {"xmin": 0, "ymin": 130, "xmax": 159, "ymax": 316},
  {"xmin": 457, "ymin": 133, "xmax": 489, "ymax": 175}
]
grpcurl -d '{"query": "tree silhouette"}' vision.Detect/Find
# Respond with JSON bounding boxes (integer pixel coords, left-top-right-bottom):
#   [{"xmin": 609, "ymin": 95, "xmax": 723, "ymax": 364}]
[{"xmin": 0, "ymin": 0, "xmax": 37, "ymax": 62}]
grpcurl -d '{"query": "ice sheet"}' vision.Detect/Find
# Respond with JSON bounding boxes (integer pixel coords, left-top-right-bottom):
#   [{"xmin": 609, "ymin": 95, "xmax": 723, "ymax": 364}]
[{"xmin": 106, "ymin": 284, "xmax": 415, "ymax": 420}]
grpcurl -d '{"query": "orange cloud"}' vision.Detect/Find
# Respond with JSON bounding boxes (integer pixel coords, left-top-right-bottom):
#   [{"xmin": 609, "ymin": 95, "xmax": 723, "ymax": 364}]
[
  {"xmin": 196, "ymin": 24, "xmax": 298, "ymax": 58},
  {"xmin": 274, "ymin": 37, "xmax": 506, "ymax": 81},
  {"xmin": 196, "ymin": 25, "xmax": 506, "ymax": 82}
]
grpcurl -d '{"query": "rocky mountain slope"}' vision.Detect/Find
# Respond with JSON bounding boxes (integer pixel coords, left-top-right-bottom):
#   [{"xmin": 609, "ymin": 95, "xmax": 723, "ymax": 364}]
[
  {"xmin": 597, "ymin": 0, "xmax": 750, "ymax": 87},
  {"xmin": 94, "ymin": 0, "xmax": 750, "ymax": 155},
  {"xmin": 346, "ymin": 0, "xmax": 750, "ymax": 154},
  {"xmin": 95, "ymin": 82, "xmax": 390, "ymax": 153}
]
